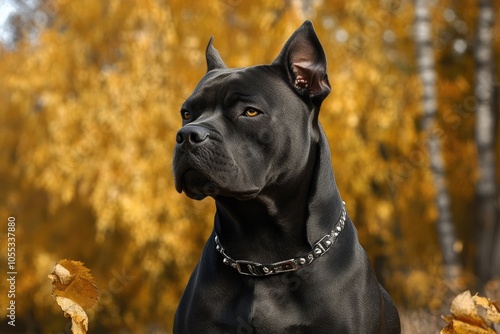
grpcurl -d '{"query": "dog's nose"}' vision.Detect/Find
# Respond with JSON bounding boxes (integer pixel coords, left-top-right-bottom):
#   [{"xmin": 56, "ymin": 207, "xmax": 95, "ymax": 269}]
[{"xmin": 176, "ymin": 126, "xmax": 210, "ymax": 148}]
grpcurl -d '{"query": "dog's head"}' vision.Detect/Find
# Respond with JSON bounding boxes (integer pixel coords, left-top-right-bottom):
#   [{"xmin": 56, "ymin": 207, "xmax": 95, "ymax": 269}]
[{"xmin": 173, "ymin": 21, "xmax": 331, "ymax": 200}]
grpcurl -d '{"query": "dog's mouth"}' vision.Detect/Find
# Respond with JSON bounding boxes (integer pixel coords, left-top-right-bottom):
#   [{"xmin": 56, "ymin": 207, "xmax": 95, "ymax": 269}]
[
  {"xmin": 173, "ymin": 149, "xmax": 262, "ymax": 201},
  {"xmin": 176, "ymin": 168, "xmax": 261, "ymax": 201},
  {"xmin": 176, "ymin": 169, "xmax": 214, "ymax": 200}
]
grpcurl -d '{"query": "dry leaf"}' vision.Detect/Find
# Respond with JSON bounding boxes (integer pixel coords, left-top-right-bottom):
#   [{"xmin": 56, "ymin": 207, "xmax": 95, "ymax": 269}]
[
  {"xmin": 49, "ymin": 259, "xmax": 99, "ymax": 309},
  {"xmin": 55, "ymin": 296, "xmax": 88, "ymax": 334},
  {"xmin": 451, "ymin": 291, "xmax": 490, "ymax": 329},
  {"xmin": 441, "ymin": 290, "xmax": 500, "ymax": 334},
  {"xmin": 49, "ymin": 259, "xmax": 99, "ymax": 334},
  {"xmin": 441, "ymin": 322, "xmax": 456, "ymax": 334},
  {"xmin": 52, "ymin": 263, "xmax": 75, "ymax": 284},
  {"xmin": 450, "ymin": 319, "xmax": 495, "ymax": 334},
  {"xmin": 473, "ymin": 294, "xmax": 500, "ymax": 324}
]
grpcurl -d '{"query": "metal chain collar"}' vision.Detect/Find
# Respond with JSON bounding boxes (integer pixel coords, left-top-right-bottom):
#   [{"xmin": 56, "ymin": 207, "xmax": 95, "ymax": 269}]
[{"xmin": 214, "ymin": 202, "xmax": 347, "ymax": 277}]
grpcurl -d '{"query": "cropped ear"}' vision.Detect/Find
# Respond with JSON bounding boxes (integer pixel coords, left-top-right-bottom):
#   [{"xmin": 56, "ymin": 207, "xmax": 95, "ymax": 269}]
[
  {"xmin": 273, "ymin": 21, "xmax": 330, "ymax": 105},
  {"xmin": 206, "ymin": 36, "xmax": 227, "ymax": 72}
]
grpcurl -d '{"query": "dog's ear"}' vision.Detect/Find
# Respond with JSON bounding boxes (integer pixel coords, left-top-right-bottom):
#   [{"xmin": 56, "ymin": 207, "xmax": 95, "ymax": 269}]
[
  {"xmin": 273, "ymin": 21, "xmax": 330, "ymax": 105},
  {"xmin": 206, "ymin": 36, "xmax": 227, "ymax": 72}
]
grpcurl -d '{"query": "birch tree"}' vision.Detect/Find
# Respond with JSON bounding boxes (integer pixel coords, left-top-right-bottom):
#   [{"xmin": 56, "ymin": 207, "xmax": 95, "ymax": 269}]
[
  {"xmin": 474, "ymin": 0, "xmax": 499, "ymax": 286},
  {"xmin": 414, "ymin": 0, "xmax": 461, "ymax": 282}
]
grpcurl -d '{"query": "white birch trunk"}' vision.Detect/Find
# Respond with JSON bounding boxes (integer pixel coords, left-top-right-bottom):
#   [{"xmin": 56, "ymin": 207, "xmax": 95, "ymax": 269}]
[
  {"xmin": 414, "ymin": 0, "xmax": 461, "ymax": 281},
  {"xmin": 474, "ymin": 0, "xmax": 499, "ymax": 286}
]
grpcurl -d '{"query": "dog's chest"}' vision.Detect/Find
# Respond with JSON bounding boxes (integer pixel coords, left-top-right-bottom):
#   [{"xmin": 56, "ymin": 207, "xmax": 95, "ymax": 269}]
[{"xmin": 243, "ymin": 281, "xmax": 313, "ymax": 331}]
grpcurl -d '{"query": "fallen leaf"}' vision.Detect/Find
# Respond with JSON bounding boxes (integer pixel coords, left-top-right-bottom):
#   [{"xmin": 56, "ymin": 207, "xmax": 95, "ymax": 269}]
[
  {"xmin": 450, "ymin": 291, "xmax": 490, "ymax": 329},
  {"xmin": 48, "ymin": 259, "xmax": 99, "ymax": 309},
  {"xmin": 49, "ymin": 259, "xmax": 99, "ymax": 334},
  {"xmin": 449, "ymin": 319, "xmax": 496, "ymax": 334},
  {"xmin": 55, "ymin": 296, "xmax": 88, "ymax": 334},
  {"xmin": 441, "ymin": 290, "xmax": 500, "ymax": 334},
  {"xmin": 440, "ymin": 322, "xmax": 456, "ymax": 334},
  {"xmin": 52, "ymin": 263, "xmax": 75, "ymax": 284},
  {"xmin": 473, "ymin": 294, "xmax": 500, "ymax": 325}
]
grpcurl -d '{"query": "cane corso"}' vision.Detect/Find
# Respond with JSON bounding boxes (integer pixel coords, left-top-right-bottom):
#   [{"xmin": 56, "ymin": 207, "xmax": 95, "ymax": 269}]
[{"xmin": 173, "ymin": 20, "xmax": 401, "ymax": 334}]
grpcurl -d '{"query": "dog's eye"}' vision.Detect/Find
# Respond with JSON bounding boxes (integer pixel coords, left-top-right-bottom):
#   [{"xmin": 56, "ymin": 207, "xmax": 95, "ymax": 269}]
[
  {"xmin": 182, "ymin": 110, "xmax": 191, "ymax": 120},
  {"xmin": 244, "ymin": 109, "xmax": 260, "ymax": 117}
]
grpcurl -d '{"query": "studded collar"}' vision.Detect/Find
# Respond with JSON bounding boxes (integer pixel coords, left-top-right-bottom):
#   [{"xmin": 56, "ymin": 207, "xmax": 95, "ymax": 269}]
[{"xmin": 214, "ymin": 202, "xmax": 347, "ymax": 276}]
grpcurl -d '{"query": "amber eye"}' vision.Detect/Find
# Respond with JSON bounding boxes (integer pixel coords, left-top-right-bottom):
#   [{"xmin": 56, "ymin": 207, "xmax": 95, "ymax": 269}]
[
  {"xmin": 244, "ymin": 109, "xmax": 259, "ymax": 117},
  {"xmin": 182, "ymin": 111, "xmax": 191, "ymax": 120}
]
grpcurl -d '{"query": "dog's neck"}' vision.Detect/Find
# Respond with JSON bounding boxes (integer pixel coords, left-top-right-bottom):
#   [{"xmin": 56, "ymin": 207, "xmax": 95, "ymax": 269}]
[{"xmin": 214, "ymin": 127, "xmax": 344, "ymax": 264}]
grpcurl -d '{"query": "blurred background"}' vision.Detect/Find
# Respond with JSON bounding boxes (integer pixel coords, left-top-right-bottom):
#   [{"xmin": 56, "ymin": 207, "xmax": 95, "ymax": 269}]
[{"xmin": 0, "ymin": 0, "xmax": 499, "ymax": 333}]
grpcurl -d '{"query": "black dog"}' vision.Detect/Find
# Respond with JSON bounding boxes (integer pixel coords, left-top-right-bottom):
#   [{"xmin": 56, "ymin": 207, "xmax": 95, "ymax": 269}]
[{"xmin": 173, "ymin": 21, "xmax": 400, "ymax": 334}]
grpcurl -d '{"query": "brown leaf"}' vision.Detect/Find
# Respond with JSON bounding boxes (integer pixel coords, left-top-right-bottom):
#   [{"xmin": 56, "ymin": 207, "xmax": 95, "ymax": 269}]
[
  {"xmin": 473, "ymin": 294, "xmax": 500, "ymax": 325},
  {"xmin": 449, "ymin": 319, "xmax": 496, "ymax": 334},
  {"xmin": 48, "ymin": 259, "xmax": 99, "ymax": 309},
  {"xmin": 55, "ymin": 296, "xmax": 88, "ymax": 334},
  {"xmin": 442, "ymin": 291, "xmax": 500, "ymax": 334},
  {"xmin": 450, "ymin": 291, "xmax": 490, "ymax": 329},
  {"xmin": 53, "ymin": 263, "xmax": 75, "ymax": 284},
  {"xmin": 440, "ymin": 322, "xmax": 457, "ymax": 334}
]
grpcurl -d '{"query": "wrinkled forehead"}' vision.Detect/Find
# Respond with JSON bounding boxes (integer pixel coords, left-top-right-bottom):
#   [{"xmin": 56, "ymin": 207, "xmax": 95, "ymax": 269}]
[{"xmin": 183, "ymin": 65, "xmax": 286, "ymax": 108}]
